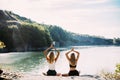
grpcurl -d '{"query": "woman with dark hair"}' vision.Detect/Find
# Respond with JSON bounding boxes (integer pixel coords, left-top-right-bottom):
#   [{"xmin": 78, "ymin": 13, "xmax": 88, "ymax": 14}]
[
  {"xmin": 43, "ymin": 44, "xmax": 60, "ymax": 76},
  {"xmin": 62, "ymin": 48, "xmax": 80, "ymax": 76}
]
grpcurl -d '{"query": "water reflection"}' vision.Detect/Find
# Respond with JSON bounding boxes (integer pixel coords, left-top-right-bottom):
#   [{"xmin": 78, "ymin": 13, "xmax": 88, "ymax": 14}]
[
  {"xmin": 0, "ymin": 52, "xmax": 45, "ymax": 72},
  {"xmin": 0, "ymin": 46, "xmax": 120, "ymax": 75}
]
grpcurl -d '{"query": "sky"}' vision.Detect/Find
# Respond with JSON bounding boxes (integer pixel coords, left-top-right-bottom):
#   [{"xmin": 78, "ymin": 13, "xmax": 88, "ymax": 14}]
[{"xmin": 0, "ymin": 0, "xmax": 120, "ymax": 38}]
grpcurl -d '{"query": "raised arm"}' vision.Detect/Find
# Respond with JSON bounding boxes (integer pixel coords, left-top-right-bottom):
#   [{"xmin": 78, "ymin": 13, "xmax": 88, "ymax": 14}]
[
  {"xmin": 73, "ymin": 49, "xmax": 80, "ymax": 61},
  {"xmin": 43, "ymin": 44, "xmax": 53, "ymax": 60},
  {"xmin": 55, "ymin": 48, "xmax": 60, "ymax": 62},
  {"xmin": 65, "ymin": 49, "xmax": 72, "ymax": 60}
]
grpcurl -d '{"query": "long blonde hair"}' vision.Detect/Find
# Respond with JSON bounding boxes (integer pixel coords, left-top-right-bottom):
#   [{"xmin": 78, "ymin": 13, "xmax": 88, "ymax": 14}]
[
  {"xmin": 48, "ymin": 52, "xmax": 55, "ymax": 63},
  {"xmin": 70, "ymin": 53, "xmax": 76, "ymax": 65}
]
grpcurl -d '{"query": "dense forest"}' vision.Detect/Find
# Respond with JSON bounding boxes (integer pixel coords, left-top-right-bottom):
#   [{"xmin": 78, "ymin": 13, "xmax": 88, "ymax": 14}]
[{"xmin": 0, "ymin": 10, "xmax": 120, "ymax": 52}]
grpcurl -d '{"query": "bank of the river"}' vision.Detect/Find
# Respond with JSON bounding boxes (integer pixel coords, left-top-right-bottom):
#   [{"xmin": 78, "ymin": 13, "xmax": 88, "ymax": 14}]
[
  {"xmin": 19, "ymin": 74, "xmax": 105, "ymax": 80},
  {"xmin": 1, "ymin": 46, "xmax": 120, "ymax": 80},
  {"xmin": 0, "ymin": 69, "xmax": 105, "ymax": 80}
]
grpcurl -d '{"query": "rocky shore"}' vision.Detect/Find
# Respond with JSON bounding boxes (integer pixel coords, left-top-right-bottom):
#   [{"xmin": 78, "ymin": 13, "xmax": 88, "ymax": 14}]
[
  {"xmin": 0, "ymin": 69, "xmax": 105, "ymax": 80},
  {"xmin": 19, "ymin": 74, "xmax": 105, "ymax": 80},
  {"xmin": 0, "ymin": 69, "xmax": 22, "ymax": 80}
]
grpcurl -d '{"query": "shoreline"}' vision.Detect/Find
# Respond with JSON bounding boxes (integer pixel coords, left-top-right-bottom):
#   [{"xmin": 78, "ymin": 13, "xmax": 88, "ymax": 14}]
[
  {"xmin": 19, "ymin": 74, "xmax": 105, "ymax": 80},
  {"xmin": 0, "ymin": 69, "xmax": 105, "ymax": 80}
]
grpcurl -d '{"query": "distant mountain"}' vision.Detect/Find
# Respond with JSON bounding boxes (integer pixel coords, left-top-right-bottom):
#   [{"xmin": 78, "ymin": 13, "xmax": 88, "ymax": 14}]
[
  {"xmin": 0, "ymin": 10, "xmax": 120, "ymax": 52},
  {"xmin": 47, "ymin": 25, "xmax": 114, "ymax": 46}
]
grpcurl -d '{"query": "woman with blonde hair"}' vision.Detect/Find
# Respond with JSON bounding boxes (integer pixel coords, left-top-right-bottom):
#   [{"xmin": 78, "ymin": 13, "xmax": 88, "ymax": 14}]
[
  {"xmin": 43, "ymin": 44, "xmax": 60, "ymax": 76},
  {"xmin": 62, "ymin": 48, "xmax": 80, "ymax": 76}
]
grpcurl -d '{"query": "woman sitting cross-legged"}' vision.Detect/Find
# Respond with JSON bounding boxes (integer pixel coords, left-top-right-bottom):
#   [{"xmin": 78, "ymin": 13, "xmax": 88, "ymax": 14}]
[
  {"xmin": 43, "ymin": 44, "xmax": 61, "ymax": 76},
  {"xmin": 62, "ymin": 48, "xmax": 80, "ymax": 76}
]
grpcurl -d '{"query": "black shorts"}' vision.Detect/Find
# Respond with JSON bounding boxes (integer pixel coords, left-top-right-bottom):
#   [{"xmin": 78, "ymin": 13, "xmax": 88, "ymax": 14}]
[
  {"xmin": 68, "ymin": 70, "xmax": 79, "ymax": 76},
  {"xmin": 47, "ymin": 70, "xmax": 57, "ymax": 76}
]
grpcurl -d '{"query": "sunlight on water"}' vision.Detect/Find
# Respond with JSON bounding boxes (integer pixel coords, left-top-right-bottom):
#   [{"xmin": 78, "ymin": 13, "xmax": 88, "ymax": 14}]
[{"xmin": 0, "ymin": 46, "xmax": 120, "ymax": 75}]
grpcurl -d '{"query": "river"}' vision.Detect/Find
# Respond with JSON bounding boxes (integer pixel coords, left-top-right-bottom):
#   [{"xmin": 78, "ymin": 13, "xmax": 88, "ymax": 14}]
[{"xmin": 0, "ymin": 46, "xmax": 120, "ymax": 75}]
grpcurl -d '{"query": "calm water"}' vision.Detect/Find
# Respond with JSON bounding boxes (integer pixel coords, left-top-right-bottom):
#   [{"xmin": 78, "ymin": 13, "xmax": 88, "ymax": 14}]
[{"xmin": 0, "ymin": 46, "xmax": 120, "ymax": 75}]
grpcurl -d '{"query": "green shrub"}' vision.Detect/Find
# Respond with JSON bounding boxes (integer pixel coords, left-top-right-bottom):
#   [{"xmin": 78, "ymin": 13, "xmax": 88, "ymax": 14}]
[{"xmin": 101, "ymin": 63, "xmax": 120, "ymax": 80}]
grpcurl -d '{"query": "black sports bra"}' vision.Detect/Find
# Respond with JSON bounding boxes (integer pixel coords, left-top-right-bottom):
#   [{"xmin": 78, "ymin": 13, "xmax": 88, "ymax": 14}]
[{"xmin": 69, "ymin": 64, "xmax": 76, "ymax": 68}]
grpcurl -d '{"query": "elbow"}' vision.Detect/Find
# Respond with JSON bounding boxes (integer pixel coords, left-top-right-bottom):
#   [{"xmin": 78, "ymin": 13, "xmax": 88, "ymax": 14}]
[
  {"xmin": 43, "ymin": 51, "xmax": 45, "ymax": 54},
  {"xmin": 65, "ymin": 53, "xmax": 67, "ymax": 56},
  {"xmin": 43, "ymin": 51, "xmax": 46, "ymax": 55}
]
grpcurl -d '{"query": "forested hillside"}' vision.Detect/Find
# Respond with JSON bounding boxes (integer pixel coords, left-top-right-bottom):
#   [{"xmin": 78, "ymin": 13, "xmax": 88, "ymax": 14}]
[
  {"xmin": 47, "ymin": 25, "xmax": 115, "ymax": 46},
  {"xmin": 0, "ymin": 10, "xmax": 120, "ymax": 52},
  {"xmin": 0, "ymin": 10, "xmax": 52, "ymax": 52}
]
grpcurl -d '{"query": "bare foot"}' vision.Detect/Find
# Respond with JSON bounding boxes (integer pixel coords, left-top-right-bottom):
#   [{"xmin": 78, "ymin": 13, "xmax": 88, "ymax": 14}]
[
  {"xmin": 62, "ymin": 73, "xmax": 68, "ymax": 77},
  {"xmin": 56, "ymin": 73, "xmax": 61, "ymax": 76},
  {"xmin": 42, "ymin": 72, "xmax": 47, "ymax": 76}
]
